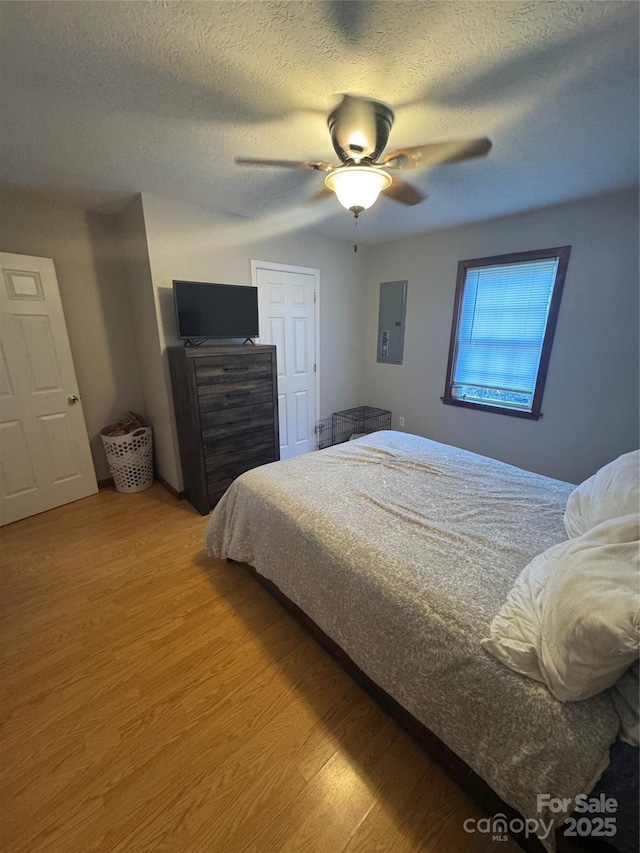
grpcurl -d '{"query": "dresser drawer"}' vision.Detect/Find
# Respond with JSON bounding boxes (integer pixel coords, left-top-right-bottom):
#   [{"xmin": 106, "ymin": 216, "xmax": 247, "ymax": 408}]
[
  {"xmin": 206, "ymin": 449, "xmax": 277, "ymax": 503},
  {"xmin": 207, "ymin": 459, "xmax": 274, "ymax": 506},
  {"xmin": 207, "ymin": 449, "xmax": 276, "ymax": 486},
  {"xmin": 203, "ymin": 425, "xmax": 273, "ymax": 457},
  {"xmin": 205, "ymin": 436, "xmax": 276, "ymax": 475},
  {"xmin": 200, "ymin": 401, "xmax": 274, "ymax": 433},
  {"xmin": 195, "ymin": 353, "xmax": 272, "ymax": 386},
  {"xmin": 198, "ymin": 377, "xmax": 273, "ymax": 413}
]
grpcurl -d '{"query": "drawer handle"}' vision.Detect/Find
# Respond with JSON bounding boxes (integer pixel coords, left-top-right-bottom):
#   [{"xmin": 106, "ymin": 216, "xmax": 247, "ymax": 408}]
[
  {"xmin": 224, "ymin": 391, "xmax": 250, "ymax": 398},
  {"xmin": 233, "ymin": 418, "xmax": 252, "ymax": 426},
  {"xmin": 223, "ymin": 366, "xmax": 249, "ymax": 372}
]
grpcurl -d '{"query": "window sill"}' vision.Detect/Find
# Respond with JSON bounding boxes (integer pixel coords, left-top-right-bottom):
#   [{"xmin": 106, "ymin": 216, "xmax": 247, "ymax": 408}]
[{"xmin": 441, "ymin": 396, "xmax": 542, "ymax": 420}]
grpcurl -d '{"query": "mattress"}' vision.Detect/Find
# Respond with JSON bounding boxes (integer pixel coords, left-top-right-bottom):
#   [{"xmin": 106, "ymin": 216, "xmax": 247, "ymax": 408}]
[{"xmin": 205, "ymin": 430, "xmax": 623, "ymax": 845}]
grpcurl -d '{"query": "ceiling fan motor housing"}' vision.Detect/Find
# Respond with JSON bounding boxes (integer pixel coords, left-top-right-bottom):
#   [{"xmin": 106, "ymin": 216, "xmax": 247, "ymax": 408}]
[{"xmin": 328, "ymin": 95, "xmax": 394, "ymax": 164}]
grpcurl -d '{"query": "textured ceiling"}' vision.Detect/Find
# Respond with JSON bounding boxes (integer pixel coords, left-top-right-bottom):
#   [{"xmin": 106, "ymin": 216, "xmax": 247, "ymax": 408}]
[{"xmin": 0, "ymin": 1, "xmax": 638, "ymax": 243}]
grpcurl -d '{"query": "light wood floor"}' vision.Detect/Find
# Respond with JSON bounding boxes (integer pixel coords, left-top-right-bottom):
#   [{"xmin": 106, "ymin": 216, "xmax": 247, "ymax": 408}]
[{"xmin": 1, "ymin": 483, "xmax": 518, "ymax": 853}]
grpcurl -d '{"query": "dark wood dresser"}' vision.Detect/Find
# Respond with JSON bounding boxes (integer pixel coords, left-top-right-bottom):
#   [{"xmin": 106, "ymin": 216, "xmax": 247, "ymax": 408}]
[{"xmin": 168, "ymin": 345, "xmax": 280, "ymax": 514}]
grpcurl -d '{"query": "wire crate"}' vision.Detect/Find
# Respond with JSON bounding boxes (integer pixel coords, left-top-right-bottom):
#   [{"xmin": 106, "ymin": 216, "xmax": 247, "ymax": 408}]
[{"xmin": 315, "ymin": 406, "xmax": 391, "ymax": 450}]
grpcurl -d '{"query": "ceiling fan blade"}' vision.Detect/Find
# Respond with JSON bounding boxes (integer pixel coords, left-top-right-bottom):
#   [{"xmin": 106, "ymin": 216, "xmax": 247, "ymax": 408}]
[
  {"xmin": 235, "ymin": 157, "xmax": 333, "ymax": 172},
  {"xmin": 306, "ymin": 186, "xmax": 335, "ymax": 204},
  {"xmin": 381, "ymin": 175, "xmax": 426, "ymax": 206},
  {"xmin": 383, "ymin": 137, "xmax": 492, "ymax": 170}
]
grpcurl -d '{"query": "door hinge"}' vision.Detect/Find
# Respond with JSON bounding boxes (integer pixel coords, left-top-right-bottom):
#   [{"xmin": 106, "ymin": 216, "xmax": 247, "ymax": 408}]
[
  {"xmin": 313, "ymin": 291, "xmax": 317, "ymax": 304},
  {"xmin": 313, "ymin": 363, "xmax": 316, "ymax": 373}
]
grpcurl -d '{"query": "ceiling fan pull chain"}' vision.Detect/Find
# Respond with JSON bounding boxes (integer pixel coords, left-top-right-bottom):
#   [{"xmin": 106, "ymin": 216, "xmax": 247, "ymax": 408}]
[{"xmin": 353, "ymin": 215, "xmax": 358, "ymax": 252}]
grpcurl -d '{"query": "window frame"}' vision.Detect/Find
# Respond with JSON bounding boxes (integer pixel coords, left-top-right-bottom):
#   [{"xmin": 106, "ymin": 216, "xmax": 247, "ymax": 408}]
[{"xmin": 442, "ymin": 246, "xmax": 571, "ymax": 420}]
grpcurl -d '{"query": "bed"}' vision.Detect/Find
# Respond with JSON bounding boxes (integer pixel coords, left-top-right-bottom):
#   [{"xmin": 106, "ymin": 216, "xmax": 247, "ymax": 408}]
[{"xmin": 204, "ymin": 430, "xmax": 636, "ymax": 851}]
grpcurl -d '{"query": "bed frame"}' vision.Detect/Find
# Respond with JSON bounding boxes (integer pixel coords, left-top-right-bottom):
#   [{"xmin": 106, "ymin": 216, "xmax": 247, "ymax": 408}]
[{"xmin": 232, "ymin": 560, "xmax": 620, "ymax": 853}]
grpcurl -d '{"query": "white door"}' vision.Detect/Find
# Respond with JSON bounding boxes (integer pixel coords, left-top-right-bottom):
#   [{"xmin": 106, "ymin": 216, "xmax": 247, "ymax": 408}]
[
  {"xmin": 252, "ymin": 261, "xmax": 318, "ymax": 460},
  {"xmin": 0, "ymin": 253, "xmax": 97, "ymax": 525}
]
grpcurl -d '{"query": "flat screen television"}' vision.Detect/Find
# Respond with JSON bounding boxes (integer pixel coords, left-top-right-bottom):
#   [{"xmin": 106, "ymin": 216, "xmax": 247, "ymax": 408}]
[{"xmin": 173, "ymin": 280, "xmax": 259, "ymax": 340}]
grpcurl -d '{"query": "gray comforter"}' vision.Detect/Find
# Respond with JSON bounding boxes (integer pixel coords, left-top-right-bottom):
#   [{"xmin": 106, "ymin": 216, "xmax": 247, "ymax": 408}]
[{"xmin": 205, "ymin": 431, "xmax": 622, "ymax": 846}]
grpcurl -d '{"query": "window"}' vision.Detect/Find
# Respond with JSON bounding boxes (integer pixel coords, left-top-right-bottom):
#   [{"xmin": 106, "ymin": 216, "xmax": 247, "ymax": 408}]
[{"xmin": 442, "ymin": 246, "xmax": 570, "ymax": 419}]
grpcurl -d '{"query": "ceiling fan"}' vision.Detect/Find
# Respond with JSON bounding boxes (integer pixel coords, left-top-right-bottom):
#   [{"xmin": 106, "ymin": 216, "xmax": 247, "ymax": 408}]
[{"xmin": 236, "ymin": 94, "xmax": 492, "ymax": 218}]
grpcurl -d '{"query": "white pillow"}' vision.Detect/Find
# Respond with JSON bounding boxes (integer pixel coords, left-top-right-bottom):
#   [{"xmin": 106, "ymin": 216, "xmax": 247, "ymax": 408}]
[
  {"xmin": 564, "ymin": 450, "xmax": 639, "ymax": 538},
  {"xmin": 482, "ymin": 514, "xmax": 640, "ymax": 702}
]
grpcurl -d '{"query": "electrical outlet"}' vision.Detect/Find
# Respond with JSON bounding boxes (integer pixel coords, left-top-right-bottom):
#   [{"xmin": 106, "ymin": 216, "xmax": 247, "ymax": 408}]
[{"xmin": 399, "ymin": 416, "xmax": 405, "ymax": 428}]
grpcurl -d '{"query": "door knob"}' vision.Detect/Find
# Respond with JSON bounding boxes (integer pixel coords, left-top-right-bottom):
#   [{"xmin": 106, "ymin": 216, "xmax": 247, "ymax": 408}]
[{"xmin": 68, "ymin": 395, "xmax": 79, "ymax": 405}]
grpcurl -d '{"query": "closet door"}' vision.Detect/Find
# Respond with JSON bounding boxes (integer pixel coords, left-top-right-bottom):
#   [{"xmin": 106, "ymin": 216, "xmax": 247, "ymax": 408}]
[{"xmin": 254, "ymin": 262, "xmax": 318, "ymax": 460}]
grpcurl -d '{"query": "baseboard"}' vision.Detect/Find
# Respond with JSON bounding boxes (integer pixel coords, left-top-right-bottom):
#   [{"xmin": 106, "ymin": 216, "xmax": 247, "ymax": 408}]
[
  {"xmin": 98, "ymin": 474, "xmax": 185, "ymax": 500},
  {"xmin": 156, "ymin": 475, "xmax": 185, "ymax": 500}
]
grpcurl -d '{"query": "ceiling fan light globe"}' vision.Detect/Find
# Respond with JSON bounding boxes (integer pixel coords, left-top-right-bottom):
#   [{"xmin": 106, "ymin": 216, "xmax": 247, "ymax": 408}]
[{"xmin": 324, "ymin": 166, "xmax": 391, "ymax": 212}]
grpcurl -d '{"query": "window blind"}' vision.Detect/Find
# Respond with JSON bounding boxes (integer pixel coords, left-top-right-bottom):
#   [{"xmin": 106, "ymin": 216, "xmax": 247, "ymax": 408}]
[{"xmin": 453, "ymin": 257, "xmax": 560, "ymax": 398}]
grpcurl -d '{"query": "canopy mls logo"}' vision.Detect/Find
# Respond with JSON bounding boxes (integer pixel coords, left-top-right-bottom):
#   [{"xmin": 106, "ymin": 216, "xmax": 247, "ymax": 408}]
[
  {"xmin": 463, "ymin": 795, "xmax": 618, "ymax": 843},
  {"xmin": 462, "ymin": 814, "xmax": 554, "ymax": 842}
]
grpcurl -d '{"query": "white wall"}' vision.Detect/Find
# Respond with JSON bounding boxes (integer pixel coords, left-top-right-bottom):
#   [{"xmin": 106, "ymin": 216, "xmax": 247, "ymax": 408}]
[
  {"xmin": 116, "ymin": 195, "xmax": 179, "ymax": 487},
  {"xmin": 5, "ymin": 186, "xmax": 633, "ymax": 492},
  {"xmin": 138, "ymin": 193, "xmax": 367, "ymax": 490},
  {"xmin": 362, "ymin": 189, "xmax": 639, "ymax": 484},
  {"xmin": 0, "ymin": 187, "xmax": 144, "ymax": 480}
]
